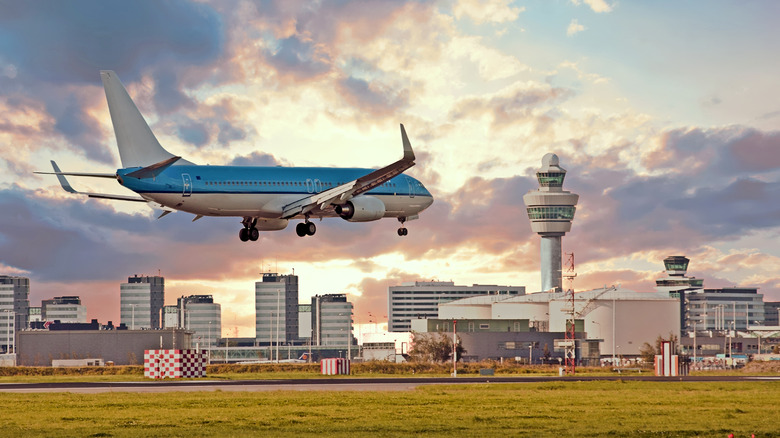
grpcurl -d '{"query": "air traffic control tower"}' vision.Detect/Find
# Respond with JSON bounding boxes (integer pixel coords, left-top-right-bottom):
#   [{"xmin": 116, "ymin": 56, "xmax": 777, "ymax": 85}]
[{"xmin": 523, "ymin": 153, "xmax": 579, "ymax": 292}]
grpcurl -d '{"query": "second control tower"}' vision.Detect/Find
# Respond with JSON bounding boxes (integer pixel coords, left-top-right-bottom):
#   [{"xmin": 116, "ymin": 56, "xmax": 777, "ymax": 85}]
[{"xmin": 523, "ymin": 153, "xmax": 579, "ymax": 292}]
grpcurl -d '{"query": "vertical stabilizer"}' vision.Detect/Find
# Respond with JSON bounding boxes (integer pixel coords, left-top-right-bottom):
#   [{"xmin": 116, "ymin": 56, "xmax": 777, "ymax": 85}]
[{"xmin": 100, "ymin": 71, "xmax": 184, "ymax": 168}]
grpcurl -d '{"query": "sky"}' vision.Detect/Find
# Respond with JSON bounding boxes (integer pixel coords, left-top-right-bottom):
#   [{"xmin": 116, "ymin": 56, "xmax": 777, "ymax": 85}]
[{"xmin": 1, "ymin": 0, "xmax": 780, "ymax": 338}]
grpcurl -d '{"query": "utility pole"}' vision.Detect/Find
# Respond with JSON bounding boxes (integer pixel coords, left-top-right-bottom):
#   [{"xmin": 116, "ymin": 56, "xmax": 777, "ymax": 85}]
[{"xmin": 452, "ymin": 320, "xmax": 458, "ymax": 377}]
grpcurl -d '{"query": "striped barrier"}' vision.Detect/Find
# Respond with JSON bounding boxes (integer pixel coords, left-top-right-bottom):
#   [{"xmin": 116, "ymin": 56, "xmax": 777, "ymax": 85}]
[{"xmin": 321, "ymin": 358, "xmax": 350, "ymax": 375}]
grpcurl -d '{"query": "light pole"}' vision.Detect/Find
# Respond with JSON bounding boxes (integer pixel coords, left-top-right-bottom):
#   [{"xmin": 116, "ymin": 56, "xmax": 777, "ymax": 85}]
[
  {"xmin": 208, "ymin": 321, "xmax": 212, "ymax": 364},
  {"xmin": 3, "ymin": 310, "xmax": 13, "ymax": 354},
  {"xmin": 275, "ymin": 288, "xmax": 281, "ymax": 363}
]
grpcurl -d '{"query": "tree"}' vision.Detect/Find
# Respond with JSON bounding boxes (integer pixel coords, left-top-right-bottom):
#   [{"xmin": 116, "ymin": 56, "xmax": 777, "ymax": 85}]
[
  {"xmin": 639, "ymin": 342, "xmax": 656, "ymax": 364},
  {"xmin": 408, "ymin": 332, "xmax": 466, "ymax": 363}
]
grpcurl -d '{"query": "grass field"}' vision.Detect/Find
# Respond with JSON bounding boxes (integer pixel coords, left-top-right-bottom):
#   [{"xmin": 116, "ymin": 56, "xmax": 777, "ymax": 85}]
[{"xmin": 4, "ymin": 381, "xmax": 779, "ymax": 437}]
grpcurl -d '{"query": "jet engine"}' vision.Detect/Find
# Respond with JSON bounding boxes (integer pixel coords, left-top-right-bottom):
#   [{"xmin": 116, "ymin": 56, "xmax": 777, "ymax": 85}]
[{"xmin": 334, "ymin": 196, "xmax": 386, "ymax": 222}]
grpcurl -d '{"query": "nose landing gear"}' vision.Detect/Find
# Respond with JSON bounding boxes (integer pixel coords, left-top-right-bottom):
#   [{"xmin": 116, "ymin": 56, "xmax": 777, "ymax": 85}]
[{"xmin": 397, "ymin": 217, "xmax": 408, "ymax": 236}]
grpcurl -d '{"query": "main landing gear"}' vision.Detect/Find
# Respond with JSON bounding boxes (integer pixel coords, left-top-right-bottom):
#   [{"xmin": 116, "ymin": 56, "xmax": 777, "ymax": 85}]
[
  {"xmin": 397, "ymin": 217, "xmax": 408, "ymax": 237},
  {"xmin": 239, "ymin": 217, "xmax": 259, "ymax": 242},
  {"xmin": 296, "ymin": 219, "xmax": 316, "ymax": 237}
]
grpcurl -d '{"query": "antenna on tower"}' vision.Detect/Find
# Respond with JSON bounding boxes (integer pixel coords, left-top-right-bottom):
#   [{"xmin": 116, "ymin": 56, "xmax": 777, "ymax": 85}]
[{"xmin": 563, "ymin": 252, "xmax": 577, "ymax": 375}]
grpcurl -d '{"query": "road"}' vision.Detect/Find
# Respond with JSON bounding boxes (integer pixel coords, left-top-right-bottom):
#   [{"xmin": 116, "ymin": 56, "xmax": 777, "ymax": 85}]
[{"xmin": 1, "ymin": 375, "xmax": 777, "ymax": 393}]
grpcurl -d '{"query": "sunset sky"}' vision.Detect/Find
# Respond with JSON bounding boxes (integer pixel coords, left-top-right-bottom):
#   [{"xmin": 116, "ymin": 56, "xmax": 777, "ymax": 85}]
[{"xmin": 1, "ymin": 0, "xmax": 779, "ymax": 337}]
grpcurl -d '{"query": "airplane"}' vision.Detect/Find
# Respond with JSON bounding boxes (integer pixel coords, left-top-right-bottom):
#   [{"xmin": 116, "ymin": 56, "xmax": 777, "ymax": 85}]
[{"xmin": 37, "ymin": 71, "xmax": 434, "ymax": 242}]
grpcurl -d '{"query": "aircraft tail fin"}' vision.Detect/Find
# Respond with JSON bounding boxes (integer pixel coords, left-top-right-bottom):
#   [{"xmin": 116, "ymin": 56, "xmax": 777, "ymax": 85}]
[{"xmin": 100, "ymin": 70, "xmax": 184, "ymax": 168}]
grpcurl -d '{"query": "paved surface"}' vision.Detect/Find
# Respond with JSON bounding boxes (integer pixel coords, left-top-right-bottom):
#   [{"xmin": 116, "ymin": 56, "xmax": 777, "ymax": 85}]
[{"xmin": 1, "ymin": 375, "xmax": 777, "ymax": 393}]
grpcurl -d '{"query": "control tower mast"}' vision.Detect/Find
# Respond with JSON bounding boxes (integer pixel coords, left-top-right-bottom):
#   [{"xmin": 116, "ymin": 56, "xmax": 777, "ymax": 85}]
[{"xmin": 523, "ymin": 153, "xmax": 579, "ymax": 292}]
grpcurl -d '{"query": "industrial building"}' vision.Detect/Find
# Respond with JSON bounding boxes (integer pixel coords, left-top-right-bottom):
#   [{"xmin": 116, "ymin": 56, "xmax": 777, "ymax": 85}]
[
  {"xmin": 523, "ymin": 153, "xmax": 579, "ymax": 292},
  {"xmin": 255, "ymin": 273, "xmax": 299, "ymax": 345},
  {"xmin": 17, "ymin": 325, "xmax": 192, "ymax": 366},
  {"xmin": 41, "ymin": 296, "xmax": 87, "ymax": 323},
  {"xmin": 0, "ymin": 275, "xmax": 29, "ymax": 354},
  {"xmin": 388, "ymin": 281, "xmax": 524, "ymax": 332},
  {"xmin": 421, "ymin": 287, "xmax": 680, "ymax": 359},
  {"xmin": 120, "ymin": 275, "xmax": 164, "ymax": 329}
]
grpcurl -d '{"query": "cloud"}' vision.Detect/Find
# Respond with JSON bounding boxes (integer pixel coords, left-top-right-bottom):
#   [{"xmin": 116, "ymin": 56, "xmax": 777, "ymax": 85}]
[
  {"xmin": 449, "ymin": 82, "xmax": 575, "ymax": 128},
  {"xmin": 0, "ymin": 0, "xmax": 223, "ymax": 84},
  {"xmin": 335, "ymin": 76, "xmax": 410, "ymax": 119},
  {"xmin": 453, "ymin": 0, "xmax": 524, "ymax": 24},
  {"xmin": 570, "ymin": 0, "xmax": 613, "ymax": 13},
  {"xmin": 567, "ymin": 19, "xmax": 586, "ymax": 36}
]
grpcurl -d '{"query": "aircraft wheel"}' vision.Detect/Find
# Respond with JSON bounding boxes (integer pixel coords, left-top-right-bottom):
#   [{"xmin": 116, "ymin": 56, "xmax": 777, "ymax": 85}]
[
  {"xmin": 249, "ymin": 228, "xmax": 259, "ymax": 241},
  {"xmin": 306, "ymin": 222, "xmax": 316, "ymax": 236},
  {"xmin": 239, "ymin": 228, "xmax": 250, "ymax": 242},
  {"xmin": 397, "ymin": 227, "xmax": 408, "ymax": 236},
  {"xmin": 296, "ymin": 223, "xmax": 307, "ymax": 237}
]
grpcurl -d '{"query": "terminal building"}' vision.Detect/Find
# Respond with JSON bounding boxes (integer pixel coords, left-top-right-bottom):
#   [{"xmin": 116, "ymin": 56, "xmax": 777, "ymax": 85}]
[
  {"xmin": 655, "ymin": 256, "xmax": 765, "ymax": 333},
  {"xmin": 388, "ymin": 281, "xmax": 524, "ymax": 332}
]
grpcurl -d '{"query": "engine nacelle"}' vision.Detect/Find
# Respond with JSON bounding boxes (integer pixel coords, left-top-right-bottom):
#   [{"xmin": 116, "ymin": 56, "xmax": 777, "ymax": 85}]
[{"xmin": 335, "ymin": 196, "xmax": 386, "ymax": 222}]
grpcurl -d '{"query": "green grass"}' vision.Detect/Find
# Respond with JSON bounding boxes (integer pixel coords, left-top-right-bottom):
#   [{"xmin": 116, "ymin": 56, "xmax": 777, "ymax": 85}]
[{"xmin": 2, "ymin": 381, "xmax": 779, "ymax": 437}]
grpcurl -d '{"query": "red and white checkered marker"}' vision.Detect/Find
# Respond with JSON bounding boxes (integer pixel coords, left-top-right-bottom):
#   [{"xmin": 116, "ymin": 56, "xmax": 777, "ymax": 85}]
[{"xmin": 144, "ymin": 350, "xmax": 207, "ymax": 379}]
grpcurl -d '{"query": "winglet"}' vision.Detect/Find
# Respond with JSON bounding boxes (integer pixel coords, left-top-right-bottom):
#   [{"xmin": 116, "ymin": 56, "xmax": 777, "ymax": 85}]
[
  {"xmin": 400, "ymin": 124, "xmax": 415, "ymax": 162},
  {"xmin": 50, "ymin": 161, "xmax": 77, "ymax": 194}
]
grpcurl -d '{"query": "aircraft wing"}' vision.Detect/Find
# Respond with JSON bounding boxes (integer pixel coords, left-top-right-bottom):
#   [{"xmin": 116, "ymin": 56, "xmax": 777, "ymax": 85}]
[
  {"xmin": 281, "ymin": 124, "xmax": 416, "ymax": 219},
  {"xmin": 41, "ymin": 160, "xmax": 147, "ymax": 202}
]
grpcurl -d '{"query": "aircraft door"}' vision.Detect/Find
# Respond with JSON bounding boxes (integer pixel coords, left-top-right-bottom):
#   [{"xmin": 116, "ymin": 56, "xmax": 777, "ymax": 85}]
[
  {"xmin": 182, "ymin": 173, "xmax": 192, "ymax": 197},
  {"xmin": 305, "ymin": 179, "xmax": 314, "ymax": 193},
  {"xmin": 407, "ymin": 178, "xmax": 415, "ymax": 198}
]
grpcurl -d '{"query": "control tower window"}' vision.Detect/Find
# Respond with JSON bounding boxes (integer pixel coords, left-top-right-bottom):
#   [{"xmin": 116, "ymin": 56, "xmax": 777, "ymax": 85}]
[
  {"xmin": 526, "ymin": 206, "xmax": 576, "ymax": 220},
  {"xmin": 537, "ymin": 173, "xmax": 565, "ymax": 187}
]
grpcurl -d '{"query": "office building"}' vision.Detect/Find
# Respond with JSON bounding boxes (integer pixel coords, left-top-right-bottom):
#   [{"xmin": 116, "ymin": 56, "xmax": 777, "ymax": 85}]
[
  {"xmin": 311, "ymin": 294, "xmax": 353, "ymax": 348},
  {"xmin": 0, "ymin": 275, "xmax": 30, "ymax": 353},
  {"xmin": 120, "ymin": 275, "xmax": 164, "ymax": 329},
  {"xmin": 523, "ymin": 153, "xmax": 579, "ymax": 292},
  {"xmin": 388, "ymin": 281, "xmax": 524, "ymax": 332},
  {"xmin": 764, "ymin": 302, "xmax": 780, "ymax": 327},
  {"xmin": 178, "ymin": 295, "xmax": 221, "ymax": 347},
  {"xmin": 255, "ymin": 273, "xmax": 298, "ymax": 345},
  {"xmin": 298, "ymin": 304, "xmax": 312, "ymax": 340},
  {"xmin": 28, "ymin": 307, "xmax": 42, "ymax": 324},
  {"xmin": 41, "ymin": 296, "xmax": 87, "ymax": 323},
  {"xmin": 162, "ymin": 305, "xmax": 179, "ymax": 329}
]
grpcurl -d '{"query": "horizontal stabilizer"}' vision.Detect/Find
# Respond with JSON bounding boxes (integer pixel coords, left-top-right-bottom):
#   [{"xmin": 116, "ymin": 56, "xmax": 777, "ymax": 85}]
[
  {"xmin": 125, "ymin": 156, "xmax": 181, "ymax": 179},
  {"xmin": 44, "ymin": 160, "xmax": 145, "ymax": 202}
]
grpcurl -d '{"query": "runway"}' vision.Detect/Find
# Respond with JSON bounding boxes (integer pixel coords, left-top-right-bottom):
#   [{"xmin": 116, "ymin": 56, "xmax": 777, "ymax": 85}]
[{"xmin": 0, "ymin": 375, "xmax": 775, "ymax": 393}]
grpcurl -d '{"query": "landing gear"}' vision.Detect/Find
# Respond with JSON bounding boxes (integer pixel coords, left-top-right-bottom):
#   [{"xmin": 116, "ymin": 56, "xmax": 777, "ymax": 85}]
[
  {"xmin": 397, "ymin": 217, "xmax": 408, "ymax": 237},
  {"xmin": 239, "ymin": 218, "xmax": 260, "ymax": 242},
  {"xmin": 296, "ymin": 220, "xmax": 316, "ymax": 237}
]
